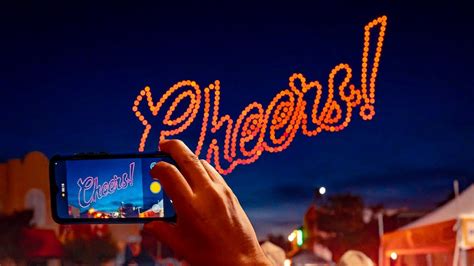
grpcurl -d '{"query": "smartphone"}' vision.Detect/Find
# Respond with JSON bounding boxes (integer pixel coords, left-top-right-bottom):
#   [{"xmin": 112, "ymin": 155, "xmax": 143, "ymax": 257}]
[{"xmin": 50, "ymin": 152, "xmax": 176, "ymax": 224}]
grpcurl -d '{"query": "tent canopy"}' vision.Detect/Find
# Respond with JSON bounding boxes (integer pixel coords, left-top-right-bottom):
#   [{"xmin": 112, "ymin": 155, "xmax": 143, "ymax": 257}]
[
  {"xmin": 382, "ymin": 184, "xmax": 474, "ymax": 258},
  {"xmin": 402, "ymin": 184, "xmax": 474, "ymax": 230}
]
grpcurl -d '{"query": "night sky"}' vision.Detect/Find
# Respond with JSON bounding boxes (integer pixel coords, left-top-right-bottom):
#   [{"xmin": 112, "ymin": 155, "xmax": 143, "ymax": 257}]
[{"xmin": 1, "ymin": 1, "xmax": 473, "ymax": 238}]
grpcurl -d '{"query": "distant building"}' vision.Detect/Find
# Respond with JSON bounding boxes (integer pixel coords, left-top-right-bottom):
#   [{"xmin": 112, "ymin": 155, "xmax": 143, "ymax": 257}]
[{"xmin": 0, "ymin": 151, "xmax": 56, "ymax": 229}]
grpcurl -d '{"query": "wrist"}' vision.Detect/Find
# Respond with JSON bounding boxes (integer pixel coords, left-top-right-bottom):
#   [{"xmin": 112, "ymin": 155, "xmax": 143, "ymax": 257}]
[{"xmin": 236, "ymin": 248, "xmax": 273, "ymax": 266}]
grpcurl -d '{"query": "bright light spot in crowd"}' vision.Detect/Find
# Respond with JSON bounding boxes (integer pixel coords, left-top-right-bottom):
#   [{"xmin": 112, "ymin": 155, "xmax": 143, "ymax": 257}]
[
  {"xmin": 296, "ymin": 230, "xmax": 303, "ymax": 246},
  {"xmin": 390, "ymin": 252, "xmax": 398, "ymax": 260},
  {"xmin": 284, "ymin": 259, "xmax": 291, "ymax": 266},
  {"xmin": 319, "ymin": 186, "xmax": 326, "ymax": 195},
  {"xmin": 150, "ymin": 181, "xmax": 162, "ymax": 194},
  {"xmin": 288, "ymin": 232, "xmax": 296, "ymax": 242}
]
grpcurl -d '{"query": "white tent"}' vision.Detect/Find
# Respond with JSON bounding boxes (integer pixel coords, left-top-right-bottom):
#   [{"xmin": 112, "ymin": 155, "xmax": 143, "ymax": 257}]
[
  {"xmin": 382, "ymin": 184, "xmax": 474, "ymax": 266},
  {"xmin": 402, "ymin": 184, "xmax": 474, "ymax": 229}
]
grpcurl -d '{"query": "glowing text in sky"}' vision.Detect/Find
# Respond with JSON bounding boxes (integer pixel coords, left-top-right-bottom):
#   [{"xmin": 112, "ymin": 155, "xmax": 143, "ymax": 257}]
[{"xmin": 132, "ymin": 16, "xmax": 387, "ymax": 175}]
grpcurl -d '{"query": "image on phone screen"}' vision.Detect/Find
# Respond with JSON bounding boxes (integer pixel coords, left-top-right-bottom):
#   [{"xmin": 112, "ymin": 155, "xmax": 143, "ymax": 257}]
[{"xmin": 51, "ymin": 155, "xmax": 175, "ymax": 222}]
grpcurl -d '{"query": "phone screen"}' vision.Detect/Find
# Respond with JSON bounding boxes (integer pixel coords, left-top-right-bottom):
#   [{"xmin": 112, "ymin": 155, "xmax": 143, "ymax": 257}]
[{"xmin": 51, "ymin": 154, "xmax": 175, "ymax": 223}]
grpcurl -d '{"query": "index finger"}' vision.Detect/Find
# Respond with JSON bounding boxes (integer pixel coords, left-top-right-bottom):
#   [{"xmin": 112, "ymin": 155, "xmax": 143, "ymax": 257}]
[
  {"xmin": 151, "ymin": 161, "xmax": 193, "ymax": 210},
  {"xmin": 159, "ymin": 139, "xmax": 213, "ymax": 191}
]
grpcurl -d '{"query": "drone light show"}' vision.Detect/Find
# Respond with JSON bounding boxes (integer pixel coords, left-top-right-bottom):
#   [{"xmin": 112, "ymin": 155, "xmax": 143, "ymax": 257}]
[{"xmin": 132, "ymin": 15, "xmax": 387, "ymax": 175}]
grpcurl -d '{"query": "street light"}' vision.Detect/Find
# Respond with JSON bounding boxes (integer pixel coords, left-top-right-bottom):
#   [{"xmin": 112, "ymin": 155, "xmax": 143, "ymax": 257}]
[
  {"xmin": 288, "ymin": 232, "xmax": 296, "ymax": 242},
  {"xmin": 296, "ymin": 229, "xmax": 303, "ymax": 246},
  {"xmin": 390, "ymin": 252, "xmax": 398, "ymax": 260},
  {"xmin": 288, "ymin": 229, "xmax": 303, "ymax": 246},
  {"xmin": 318, "ymin": 186, "xmax": 326, "ymax": 195},
  {"xmin": 313, "ymin": 186, "xmax": 327, "ymax": 203}
]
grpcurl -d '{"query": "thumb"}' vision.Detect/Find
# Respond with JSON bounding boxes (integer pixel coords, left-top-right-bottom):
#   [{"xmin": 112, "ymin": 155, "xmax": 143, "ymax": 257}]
[{"xmin": 144, "ymin": 221, "xmax": 180, "ymax": 251}]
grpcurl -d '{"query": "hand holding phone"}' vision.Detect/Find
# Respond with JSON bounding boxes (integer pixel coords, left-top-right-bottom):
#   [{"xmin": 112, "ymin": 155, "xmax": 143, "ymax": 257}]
[
  {"xmin": 143, "ymin": 140, "xmax": 271, "ymax": 265},
  {"xmin": 50, "ymin": 152, "xmax": 176, "ymax": 223},
  {"xmin": 50, "ymin": 140, "xmax": 271, "ymax": 265}
]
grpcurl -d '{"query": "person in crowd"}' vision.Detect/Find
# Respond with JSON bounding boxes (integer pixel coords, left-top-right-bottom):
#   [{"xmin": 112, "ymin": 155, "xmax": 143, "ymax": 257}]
[{"xmin": 337, "ymin": 250, "xmax": 374, "ymax": 266}]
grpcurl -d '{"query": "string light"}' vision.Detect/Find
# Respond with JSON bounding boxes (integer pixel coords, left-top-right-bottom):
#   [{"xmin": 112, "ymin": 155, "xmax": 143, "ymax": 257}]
[
  {"xmin": 132, "ymin": 15, "xmax": 387, "ymax": 174},
  {"xmin": 360, "ymin": 15, "xmax": 387, "ymax": 120},
  {"xmin": 132, "ymin": 81, "xmax": 201, "ymax": 152}
]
